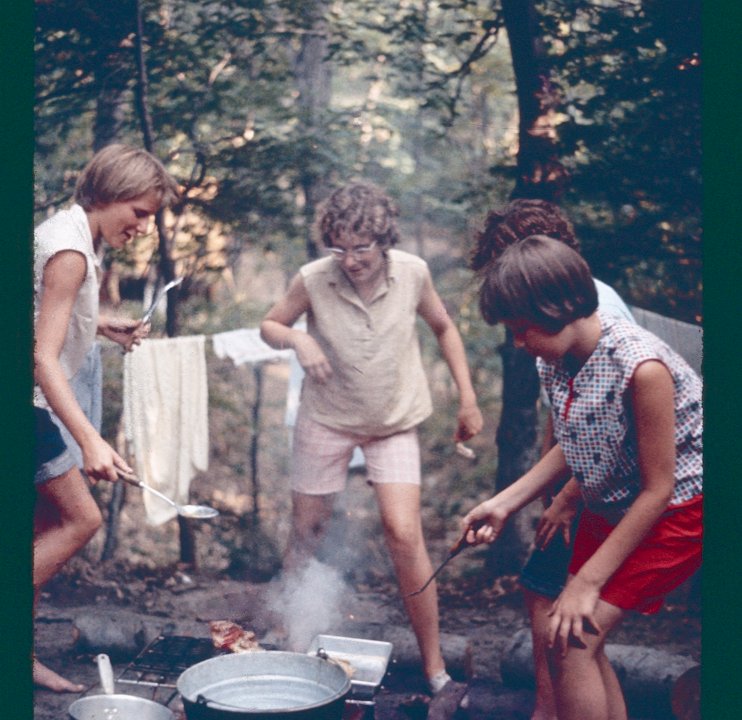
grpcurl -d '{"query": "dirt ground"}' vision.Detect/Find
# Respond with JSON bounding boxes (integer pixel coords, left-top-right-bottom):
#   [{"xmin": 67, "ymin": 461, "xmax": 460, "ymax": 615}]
[{"xmin": 32, "ymin": 520, "xmax": 701, "ymax": 720}]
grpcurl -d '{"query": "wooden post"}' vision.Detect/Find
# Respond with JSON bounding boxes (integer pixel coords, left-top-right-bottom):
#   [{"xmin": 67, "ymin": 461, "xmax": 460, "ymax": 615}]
[{"xmin": 250, "ymin": 364, "xmax": 263, "ymax": 519}]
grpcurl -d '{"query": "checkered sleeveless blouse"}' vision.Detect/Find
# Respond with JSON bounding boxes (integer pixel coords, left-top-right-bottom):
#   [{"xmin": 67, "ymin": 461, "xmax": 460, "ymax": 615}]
[{"xmin": 538, "ymin": 312, "xmax": 703, "ymax": 522}]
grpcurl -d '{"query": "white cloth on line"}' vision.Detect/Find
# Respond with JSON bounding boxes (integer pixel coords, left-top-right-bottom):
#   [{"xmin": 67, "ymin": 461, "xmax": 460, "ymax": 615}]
[
  {"xmin": 212, "ymin": 328, "xmax": 293, "ymax": 366},
  {"xmin": 123, "ymin": 335, "xmax": 209, "ymax": 525}
]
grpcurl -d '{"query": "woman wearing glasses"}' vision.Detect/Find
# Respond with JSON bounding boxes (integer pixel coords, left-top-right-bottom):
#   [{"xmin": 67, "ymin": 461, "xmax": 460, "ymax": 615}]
[{"xmin": 260, "ymin": 181, "xmax": 482, "ymax": 694}]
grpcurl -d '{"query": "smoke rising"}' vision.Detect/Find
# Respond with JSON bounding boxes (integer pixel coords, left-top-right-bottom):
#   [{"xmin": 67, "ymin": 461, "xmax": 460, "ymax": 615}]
[{"xmin": 267, "ymin": 557, "xmax": 349, "ymax": 651}]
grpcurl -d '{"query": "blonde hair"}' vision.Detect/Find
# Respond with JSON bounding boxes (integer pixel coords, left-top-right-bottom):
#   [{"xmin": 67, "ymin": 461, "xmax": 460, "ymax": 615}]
[{"xmin": 74, "ymin": 144, "xmax": 180, "ymax": 210}]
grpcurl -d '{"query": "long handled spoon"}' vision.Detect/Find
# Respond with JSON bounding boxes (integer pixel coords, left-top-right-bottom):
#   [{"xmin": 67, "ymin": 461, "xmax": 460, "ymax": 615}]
[
  {"xmin": 118, "ymin": 471, "xmax": 219, "ymax": 519},
  {"xmin": 95, "ymin": 653, "xmax": 116, "ymax": 695}
]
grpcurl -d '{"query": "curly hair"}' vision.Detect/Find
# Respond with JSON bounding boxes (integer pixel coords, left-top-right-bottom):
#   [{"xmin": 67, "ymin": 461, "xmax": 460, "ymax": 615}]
[
  {"xmin": 479, "ymin": 235, "xmax": 598, "ymax": 331},
  {"xmin": 469, "ymin": 198, "xmax": 579, "ymax": 273},
  {"xmin": 317, "ymin": 182, "xmax": 400, "ymax": 248}
]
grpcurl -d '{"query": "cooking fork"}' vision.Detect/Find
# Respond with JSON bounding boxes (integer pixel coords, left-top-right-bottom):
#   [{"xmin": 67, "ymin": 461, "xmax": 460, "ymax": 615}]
[
  {"xmin": 141, "ymin": 276, "xmax": 183, "ymax": 324},
  {"xmin": 404, "ymin": 520, "xmax": 486, "ymax": 599}
]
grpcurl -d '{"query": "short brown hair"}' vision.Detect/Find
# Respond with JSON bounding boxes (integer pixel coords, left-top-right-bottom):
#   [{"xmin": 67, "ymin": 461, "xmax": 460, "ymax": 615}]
[
  {"xmin": 317, "ymin": 182, "xmax": 400, "ymax": 248},
  {"xmin": 479, "ymin": 234, "xmax": 598, "ymax": 332},
  {"xmin": 74, "ymin": 144, "xmax": 180, "ymax": 211},
  {"xmin": 470, "ymin": 199, "xmax": 579, "ymax": 273}
]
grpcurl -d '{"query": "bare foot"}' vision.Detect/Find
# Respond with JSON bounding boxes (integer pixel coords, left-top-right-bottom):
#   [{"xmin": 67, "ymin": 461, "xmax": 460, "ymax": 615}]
[{"xmin": 32, "ymin": 657, "xmax": 85, "ymax": 693}]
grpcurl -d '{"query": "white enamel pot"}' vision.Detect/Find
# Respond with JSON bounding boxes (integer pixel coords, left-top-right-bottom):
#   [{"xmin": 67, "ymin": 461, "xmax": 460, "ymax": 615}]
[{"xmin": 68, "ymin": 653, "xmax": 175, "ymax": 720}]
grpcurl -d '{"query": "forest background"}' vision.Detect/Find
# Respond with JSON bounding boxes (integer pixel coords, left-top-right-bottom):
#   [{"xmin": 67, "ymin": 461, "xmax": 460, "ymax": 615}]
[{"xmin": 1, "ymin": 1, "xmax": 740, "ymax": 717}]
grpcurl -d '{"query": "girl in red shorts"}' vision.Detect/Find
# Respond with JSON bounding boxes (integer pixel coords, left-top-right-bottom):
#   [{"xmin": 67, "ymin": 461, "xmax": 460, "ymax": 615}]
[{"xmin": 462, "ymin": 235, "xmax": 702, "ymax": 720}]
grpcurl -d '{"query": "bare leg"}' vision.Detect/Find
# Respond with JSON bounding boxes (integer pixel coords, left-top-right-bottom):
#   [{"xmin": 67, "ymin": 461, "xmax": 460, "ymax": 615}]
[
  {"xmin": 550, "ymin": 599, "xmax": 627, "ymax": 720},
  {"xmin": 523, "ymin": 588, "xmax": 559, "ymax": 720},
  {"xmin": 283, "ymin": 491, "xmax": 336, "ymax": 571},
  {"xmin": 374, "ymin": 482, "xmax": 445, "ymax": 681},
  {"xmin": 34, "ymin": 468, "xmax": 102, "ymax": 589},
  {"xmin": 597, "ymin": 649, "xmax": 628, "ymax": 720},
  {"xmin": 34, "ymin": 468, "xmax": 101, "ymax": 692}
]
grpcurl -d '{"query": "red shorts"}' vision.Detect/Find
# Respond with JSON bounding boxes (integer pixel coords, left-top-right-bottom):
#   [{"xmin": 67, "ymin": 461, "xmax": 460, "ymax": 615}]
[{"xmin": 568, "ymin": 495, "xmax": 703, "ymax": 614}]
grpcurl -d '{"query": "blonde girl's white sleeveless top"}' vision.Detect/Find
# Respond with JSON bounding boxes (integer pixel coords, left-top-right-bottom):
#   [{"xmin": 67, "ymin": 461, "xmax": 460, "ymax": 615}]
[{"xmin": 33, "ymin": 204, "xmax": 101, "ymax": 408}]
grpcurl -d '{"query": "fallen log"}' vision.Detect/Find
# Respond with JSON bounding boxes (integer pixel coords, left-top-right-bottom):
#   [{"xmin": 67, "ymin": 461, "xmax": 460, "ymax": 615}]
[
  {"xmin": 501, "ymin": 628, "xmax": 697, "ymax": 719},
  {"xmin": 337, "ymin": 621, "xmax": 473, "ymax": 679},
  {"xmin": 70, "ymin": 609, "xmax": 207, "ymax": 660}
]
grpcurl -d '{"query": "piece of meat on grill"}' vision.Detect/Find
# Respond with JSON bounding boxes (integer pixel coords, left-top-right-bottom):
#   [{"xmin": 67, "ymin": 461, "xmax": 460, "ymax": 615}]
[{"xmin": 208, "ymin": 620, "xmax": 264, "ymax": 653}]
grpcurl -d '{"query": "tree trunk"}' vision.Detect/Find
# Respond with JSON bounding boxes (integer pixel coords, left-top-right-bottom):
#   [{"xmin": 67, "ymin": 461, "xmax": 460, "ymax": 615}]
[
  {"xmin": 93, "ymin": 82, "xmax": 127, "ymax": 152},
  {"xmin": 93, "ymin": 31, "xmax": 134, "ymax": 563},
  {"xmin": 486, "ymin": 330, "xmax": 541, "ymax": 576},
  {"xmin": 501, "ymin": 0, "xmax": 569, "ymax": 201},
  {"xmin": 292, "ymin": 0, "xmax": 332, "ymax": 260},
  {"xmin": 133, "ymin": 0, "xmax": 194, "ymax": 566},
  {"xmin": 485, "ymin": 1, "xmax": 570, "ymax": 576}
]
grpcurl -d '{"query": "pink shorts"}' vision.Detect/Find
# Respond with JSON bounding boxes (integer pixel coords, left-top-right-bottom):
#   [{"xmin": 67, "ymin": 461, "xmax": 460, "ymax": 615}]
[
  {"xmin": 290, "ymin": 411, "xmax": 421, "ymax": 495},
  {"xmin": 569, "ymin": 495, "xmax": 703, "ymax": 614}
]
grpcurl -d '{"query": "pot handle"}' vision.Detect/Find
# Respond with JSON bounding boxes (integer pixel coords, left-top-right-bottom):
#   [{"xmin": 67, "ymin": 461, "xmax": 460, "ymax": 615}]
[
  {"xmin": 195, "ymin": 694, "xmax": 255, "ymax": 712},
  {"xmin": 95, "ymin": 653, "xmax": 116, "ymax": 695}
]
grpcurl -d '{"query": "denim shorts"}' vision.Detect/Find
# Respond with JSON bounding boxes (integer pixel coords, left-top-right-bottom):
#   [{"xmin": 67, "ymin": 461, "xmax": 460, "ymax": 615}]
[
  {"xmin": 519, "ymin": 511, "xmax": 581, "ymax": 599},
  {"xmin": 34, "ymin": 406, "xmax": 75, "ymax": 485}
]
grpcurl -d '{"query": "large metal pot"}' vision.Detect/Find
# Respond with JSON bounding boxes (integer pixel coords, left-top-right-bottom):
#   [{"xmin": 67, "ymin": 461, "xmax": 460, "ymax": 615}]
[{"xmin": 177, "ymin": 651, "xmax": 351, "ymax": 720}]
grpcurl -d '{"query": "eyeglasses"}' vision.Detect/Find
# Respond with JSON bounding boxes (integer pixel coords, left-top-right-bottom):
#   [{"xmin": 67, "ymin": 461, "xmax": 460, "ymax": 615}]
[{"xmin": 325, "ymin": 241, "xmax": 377, "ymax": 260}]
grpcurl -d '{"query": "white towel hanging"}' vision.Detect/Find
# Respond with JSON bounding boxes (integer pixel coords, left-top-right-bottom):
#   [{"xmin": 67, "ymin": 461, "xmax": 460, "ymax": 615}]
[{"xmin": 123, "ymin": 335, "xmax": 209, "ymax": 525}]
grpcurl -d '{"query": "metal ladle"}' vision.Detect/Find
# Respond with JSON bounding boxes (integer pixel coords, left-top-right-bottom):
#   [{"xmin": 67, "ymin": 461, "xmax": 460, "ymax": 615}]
[{"xmin": 118, "ymin": 471, "xmax": 219, "ymax": 519}]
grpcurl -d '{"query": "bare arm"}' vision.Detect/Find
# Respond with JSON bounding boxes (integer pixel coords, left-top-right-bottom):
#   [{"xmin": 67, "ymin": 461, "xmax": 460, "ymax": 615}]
[
  {"xmin": 534, "ymin": 476, "xmax": 582, "ymax": 549},
  {"xmin": 462, "ymin": 444, "xmax": 572, "ymax": 543},
  {"xmin": 536, "ymin": 403, "xmax": 584, "ymax": 539},
  {"xmin": 260, "ymin": 273, "xmax": 333, "ymax": 383},
  {"xmin": 417, "ymin": 271, "xmax": 483, "ymax": 441},
  {"xmin": 548, "ymin": 360, "xmax": 677, "ymax": 653},
  {"xmin": 34, "ymin": 251, "xmax": 132, "ymax": 482}
]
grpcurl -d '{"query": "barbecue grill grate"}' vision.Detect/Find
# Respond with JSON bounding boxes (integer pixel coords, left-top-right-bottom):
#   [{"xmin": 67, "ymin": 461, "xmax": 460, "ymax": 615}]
[{"xmin": 118, "ymin": 634, "xmax": 219, "ymax": 689}]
